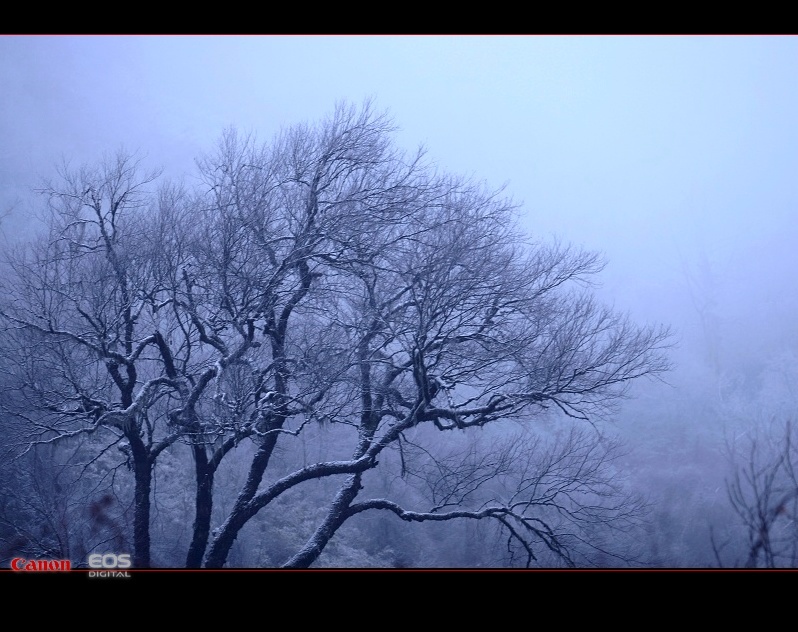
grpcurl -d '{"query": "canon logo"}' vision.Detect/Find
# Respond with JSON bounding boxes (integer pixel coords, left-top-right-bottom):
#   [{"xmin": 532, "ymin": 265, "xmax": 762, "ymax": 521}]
[{"xmin": 11, "ymin": 558, "xmax": 71, "ymax": 571}]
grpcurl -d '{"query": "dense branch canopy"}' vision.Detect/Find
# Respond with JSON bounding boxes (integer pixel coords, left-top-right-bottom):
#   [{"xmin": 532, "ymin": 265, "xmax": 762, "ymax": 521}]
[{"xmin": 0, "ymin": 101, "xmax": 672, "ymax": 568}]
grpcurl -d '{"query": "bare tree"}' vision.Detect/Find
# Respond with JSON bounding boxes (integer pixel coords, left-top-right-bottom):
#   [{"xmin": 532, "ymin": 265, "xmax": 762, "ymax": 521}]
[
  {"xmin": 680, "ymin": 247, "xmax": 723, "ymax": 378},
  {"xmin": 712, "ymin": 419, "xmax": 798, "ymax": 568},
  {"xmin": 0, "ymin": 151, "xmax": 185, "ymax": 567},
  {"xmin": 192, "ymin": 101, "xmax": 671, "ymax": 567},
  {"xmin": 0, "ymin": 101, "xmax": 672, "ymax": 568}
]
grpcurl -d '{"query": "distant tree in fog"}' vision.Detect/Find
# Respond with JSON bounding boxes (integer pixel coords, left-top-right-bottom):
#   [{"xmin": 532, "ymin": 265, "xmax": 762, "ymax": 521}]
[{"xmin": 713, "ymin": 419, "xmax": 798, "ymax": 568}]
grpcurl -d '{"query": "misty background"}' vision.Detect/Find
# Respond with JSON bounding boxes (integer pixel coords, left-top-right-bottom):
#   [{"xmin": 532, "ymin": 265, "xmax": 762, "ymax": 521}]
[{"xmin": 2, "ymin": 35, "xmax": 797, "ymax": 567}]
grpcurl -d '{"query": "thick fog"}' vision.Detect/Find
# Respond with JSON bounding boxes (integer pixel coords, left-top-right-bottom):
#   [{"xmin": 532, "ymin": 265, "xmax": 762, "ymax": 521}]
[{"xmin": 1, "ymin": 36, "xmax": 797, "ymax": 569}]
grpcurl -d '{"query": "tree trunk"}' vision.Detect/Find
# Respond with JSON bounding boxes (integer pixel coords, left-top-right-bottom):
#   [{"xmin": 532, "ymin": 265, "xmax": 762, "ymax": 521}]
[
  {"xmin": 129, "ymin": 433, "xmax": 152, "ymax": 568},
  {"xmin": 185, "ymin": 444, "xmax": 214, "ymax": 568},
  {"xmin": 204, "ymin": 435, "xmax": 279, "ymax": 568},
  {"xmin": 282, "ymin": 473, "xmax": 363, "ymax": 568}
]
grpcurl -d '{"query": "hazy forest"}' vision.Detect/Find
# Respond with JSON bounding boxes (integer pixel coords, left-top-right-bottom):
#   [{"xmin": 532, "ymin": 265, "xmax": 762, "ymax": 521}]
[{"xmin": 1, "ymin": 98, "xmax": 795, "ymax": 570}]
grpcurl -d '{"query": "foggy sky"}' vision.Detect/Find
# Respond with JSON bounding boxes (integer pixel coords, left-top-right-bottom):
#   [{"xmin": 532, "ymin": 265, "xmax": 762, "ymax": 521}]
[{"xmin": 2, "ymin": 35, "xmax": 796, "ymax": 373}]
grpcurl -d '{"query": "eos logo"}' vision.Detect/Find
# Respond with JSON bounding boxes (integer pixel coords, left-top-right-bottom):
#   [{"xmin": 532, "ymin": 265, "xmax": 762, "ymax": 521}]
[{"xmin": 88, "ymin": 553, "xmax": 131, "ymax": 569}]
